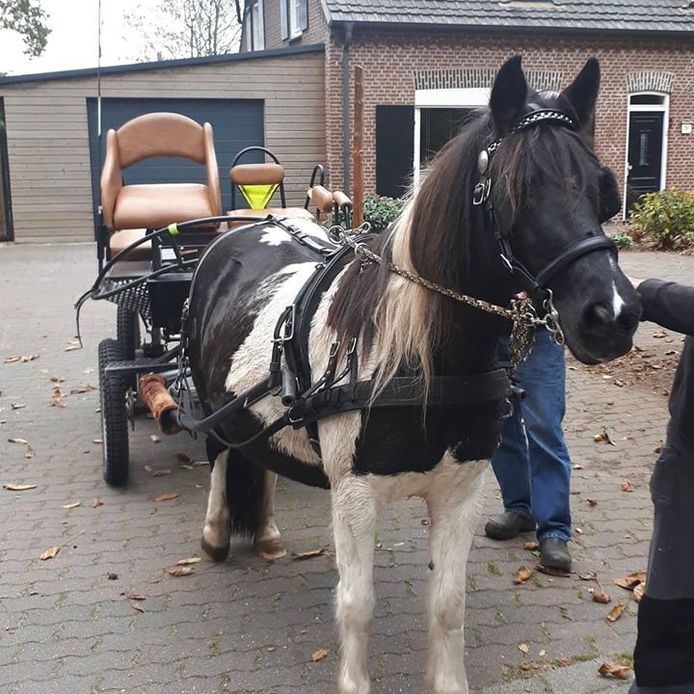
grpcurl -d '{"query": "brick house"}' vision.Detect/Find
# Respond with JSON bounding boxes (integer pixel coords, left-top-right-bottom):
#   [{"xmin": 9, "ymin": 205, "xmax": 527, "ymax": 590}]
[{"xmin": 241, "ymin": 0, "xmax": 694, "ymax": 217}]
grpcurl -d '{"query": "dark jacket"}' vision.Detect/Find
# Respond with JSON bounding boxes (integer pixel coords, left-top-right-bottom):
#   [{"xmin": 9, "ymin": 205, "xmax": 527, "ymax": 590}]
[{"xmin": 631, "ymin": 279, "xmax": 694, "ymax": 692}]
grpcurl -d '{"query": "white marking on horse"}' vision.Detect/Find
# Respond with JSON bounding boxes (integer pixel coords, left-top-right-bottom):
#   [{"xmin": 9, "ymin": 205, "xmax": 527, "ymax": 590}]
[
  {"xmin": 259, "ymin": 226, "xmax": 291, "ymax": 246},
  {"xmin": 611, "ymin": 280, "xmax": 625, "ymax": 319}
]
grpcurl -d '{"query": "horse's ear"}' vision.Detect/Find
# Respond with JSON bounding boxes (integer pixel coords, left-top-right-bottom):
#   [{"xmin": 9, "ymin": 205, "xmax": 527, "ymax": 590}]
[
  {"xmin": 490, "ymin": 55, "xmax": 528, "ymax": 133},
  {"xmin": 561, "ymin": 58, "xmax": 600, "ymax": 140}
]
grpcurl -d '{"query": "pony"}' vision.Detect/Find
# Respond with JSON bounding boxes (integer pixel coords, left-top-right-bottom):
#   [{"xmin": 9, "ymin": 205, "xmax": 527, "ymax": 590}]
[{"xmin": 186, "ymin": 56, "xmax": 641, "ymax": 693}]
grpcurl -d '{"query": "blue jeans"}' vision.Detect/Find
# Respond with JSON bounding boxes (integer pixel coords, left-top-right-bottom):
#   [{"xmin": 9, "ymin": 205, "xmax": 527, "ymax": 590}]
[{"xmin": 491, "ymin": 328, "xmax": 572, "ymax": 543}]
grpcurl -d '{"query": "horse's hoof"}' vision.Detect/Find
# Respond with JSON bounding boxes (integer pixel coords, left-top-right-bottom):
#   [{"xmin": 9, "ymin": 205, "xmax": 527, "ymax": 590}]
[
  {"xmin": 201, "ymin": 535, "xmax": 230, "ymax": 562},
  {"xmin": 255, "ymin": 537, "xmax": 287, "ymax": 561}
]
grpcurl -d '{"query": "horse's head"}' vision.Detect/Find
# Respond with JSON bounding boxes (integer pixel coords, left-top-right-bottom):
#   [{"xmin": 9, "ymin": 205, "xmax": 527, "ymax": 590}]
[{"xmin": 485, "ymin": 56, "xmax": 641, "ymax": 364}]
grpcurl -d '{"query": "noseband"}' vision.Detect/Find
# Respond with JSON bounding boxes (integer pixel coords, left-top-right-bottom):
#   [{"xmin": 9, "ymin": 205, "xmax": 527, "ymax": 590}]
[{"xmin": 473, "ymin": 109, "xmax": 617, "ymax": 300}]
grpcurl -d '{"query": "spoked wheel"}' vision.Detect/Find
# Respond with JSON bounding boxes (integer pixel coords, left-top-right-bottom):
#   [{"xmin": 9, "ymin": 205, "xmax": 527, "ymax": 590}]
[{"xmin": 98, "ymin": 338, "xmax": 129, "ymax": 486}]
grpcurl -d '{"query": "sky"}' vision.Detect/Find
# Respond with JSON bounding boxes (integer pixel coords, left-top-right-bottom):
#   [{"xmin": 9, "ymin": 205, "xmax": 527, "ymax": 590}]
[{"xmin": 0, "ymin": 0, "xmax": 151, "ymax": 75}]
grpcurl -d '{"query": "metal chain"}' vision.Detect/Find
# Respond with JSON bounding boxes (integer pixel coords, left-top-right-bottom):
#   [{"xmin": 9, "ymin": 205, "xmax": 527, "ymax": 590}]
[{"xmin": 332, "ymin": 224, "xmax": 549, "ymax": 371}]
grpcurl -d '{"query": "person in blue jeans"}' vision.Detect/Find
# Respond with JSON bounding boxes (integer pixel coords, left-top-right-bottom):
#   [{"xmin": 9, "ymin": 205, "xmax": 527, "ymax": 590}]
[{"xmin": 485, "ymin": 326, "xmax": 573, "ymax": 572}]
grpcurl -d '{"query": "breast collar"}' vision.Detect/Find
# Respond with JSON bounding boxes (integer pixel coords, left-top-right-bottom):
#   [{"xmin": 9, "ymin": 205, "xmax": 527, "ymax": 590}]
[{"xmin": 472, "ymin": 108, "xmax": 616, "ymax": 297}]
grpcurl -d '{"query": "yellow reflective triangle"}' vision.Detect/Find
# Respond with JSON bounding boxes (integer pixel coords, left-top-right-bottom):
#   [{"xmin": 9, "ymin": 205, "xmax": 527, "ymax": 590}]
[{"xmin": 239, "ymin": 183, "xmax": 279, "ymax": 209}]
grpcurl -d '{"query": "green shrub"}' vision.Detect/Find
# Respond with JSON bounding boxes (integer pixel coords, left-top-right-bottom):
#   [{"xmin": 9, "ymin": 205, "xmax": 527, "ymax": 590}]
[
  {"xmin": 611, "ymin": 232, "xmax": 634, "ymax": 250},
  {"xmin": 363, "ymin": 194, "xmax": 404, "ymax": 233},
  {"xmin": 628, "ymin": 189, "xmax": 694, "ymax": 250}
]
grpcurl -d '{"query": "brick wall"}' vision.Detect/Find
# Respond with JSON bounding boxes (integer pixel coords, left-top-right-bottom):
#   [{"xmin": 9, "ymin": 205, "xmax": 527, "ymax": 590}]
[
  {"xmin": 324, "ymin": 26, "xmax": 694, "ymax": 205},
  {"xmin": 263, "ymin": 0, "xmax": 328, "ymax": 50}
]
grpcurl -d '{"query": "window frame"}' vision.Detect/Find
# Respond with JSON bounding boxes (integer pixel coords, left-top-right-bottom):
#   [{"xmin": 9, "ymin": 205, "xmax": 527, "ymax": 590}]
[
  {"xmin": 281, "ymin": 0, "xmax": 307, "ymax": 41},
  {"xmin": 244, "ymin": 0, "xmax": 265, "ymax": 51}
]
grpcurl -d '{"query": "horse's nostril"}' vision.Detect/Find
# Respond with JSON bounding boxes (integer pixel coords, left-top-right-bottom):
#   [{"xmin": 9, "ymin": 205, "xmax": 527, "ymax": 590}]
[{"xmin": 584, "ymin": 302, "xmax": 612, "ymax": 328}]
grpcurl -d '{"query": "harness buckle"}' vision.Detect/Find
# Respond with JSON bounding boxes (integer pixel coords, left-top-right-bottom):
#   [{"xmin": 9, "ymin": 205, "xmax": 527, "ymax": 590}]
[
  {"xmin": 472, "ymin": 178, "xmax": 491, "ymax": 206},
  {"xmin": 273, "ymin": 304, "xmax": 296, "ymax": 343}
]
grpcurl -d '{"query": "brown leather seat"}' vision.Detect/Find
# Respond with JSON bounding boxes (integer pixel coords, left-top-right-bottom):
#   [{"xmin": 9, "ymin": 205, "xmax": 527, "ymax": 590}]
[
  {"xmin": 101, "ymin": 112, "xmax": 222, "ymax": 259},
  {"xmin": 109, "ymin": 228, "xmax": 152, "ymax": 261}
]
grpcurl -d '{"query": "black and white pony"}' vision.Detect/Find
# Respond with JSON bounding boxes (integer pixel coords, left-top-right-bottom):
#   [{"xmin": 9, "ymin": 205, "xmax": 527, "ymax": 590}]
[{"xmin": 187, "ymin": 57, "xmax": 641, "ymax": 693}]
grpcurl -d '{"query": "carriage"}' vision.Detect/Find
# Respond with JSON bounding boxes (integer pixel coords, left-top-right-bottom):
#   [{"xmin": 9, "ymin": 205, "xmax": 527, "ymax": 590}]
[
  {"xmin": 86, "ymin": 111, "xmax": 352, "ymax": 485},
  {"xmin": 83, "ymin": 57, "xmax": 641, "ymax": 694}
]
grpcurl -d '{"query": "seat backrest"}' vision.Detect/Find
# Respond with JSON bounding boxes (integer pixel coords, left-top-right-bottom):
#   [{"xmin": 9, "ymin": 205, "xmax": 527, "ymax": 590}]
[
  {"xmin": 229, "ymin": 146, "xmax": 287, "ymax": 210},
  {"xmin": 116, "ymin": 112, "xmax": 206, "ymax": 167}
]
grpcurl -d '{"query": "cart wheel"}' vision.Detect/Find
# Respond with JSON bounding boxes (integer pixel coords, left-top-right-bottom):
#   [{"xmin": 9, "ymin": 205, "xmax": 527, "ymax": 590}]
[
  {"xmin": 98, "ymin": 338, "xmax": 129, "ymax": 486},
  {"xmin": 117, "ymin": 305, "xmax": 140, "ymax": 360}
]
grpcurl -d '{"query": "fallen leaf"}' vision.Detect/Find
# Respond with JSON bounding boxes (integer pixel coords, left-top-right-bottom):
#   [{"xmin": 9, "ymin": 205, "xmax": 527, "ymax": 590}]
[
  {"xmin": 572, "ymin": 464, "xmax": 584, "ymax": 470},
  {"xmin": 592, "ymin": 590, "xmax": 611, "ymax": 604},
  {"xmin": 152, "ymin": 469, "xmax": 171, "ymax": 477},
  {"xmin": 579, "ymin": 571, "xmax": 597, "ymax": 581},
  {"xmin": 518, "ymin": 643, "xmax": 530, "ymax": 654},
  {"xmin": 39, "ymin": 546, "xmax": 60, "ymax": 560},
  {"xmin": 593, "ymin": 427, "xmax": 616, "ymax": 446},
  {"xmin": 179, "ymin": 464, "xmax": 194, "ymax": 470},
  {"xmin": 614, "ymin": 572, "xmax": 647, "ymax": 591},
  {"xmin": 167, "ymin": 566, "xmax": 193, "ymax": 577},
  {"xmin": 311, "ymin": 649, "xmax": 328, "ymax": 662},
  {"xmin": 523, "ymin": 541, "xmax": 539, "ymax": 551},
  {"xmin": 70, "ymin": 384, "xmax": 96, "ymax": 394},
  {"xmin": 91, "ymin": 498, "xmax": 104, "ymax": 508},
  {"xmin": 50, "ymin": 376, "xmax": 65, "ymax": 383},
  {"xmin": 621, "ymin": 478, "xmax": 633, "ymax": 493},
  {"xmin": 633, "ymin": 582, "xmax": 646, "ymax": 602},
  {"xmin": 575, "ymin": 527, "xmax": 584, "ymax": 535},
  {"xmin": 130, "ymin": 602, "xmax": 145, "ymax": 613},
  {"xmin": 62, "ymin": 502, "xmax": 81, "ymax": 509},
  {"xmin": 11, "ymin": 403, "xmax": 26, "ymax": 410},
  {"xmin": 513, "ymin": 566, "xmax": 534, "ymax": 584},
  {"xmin": 598, "ymin": 662, "xmax": 632, "ymax": 680},
  {"xmin": 4, "ymin": 355, "xmax": 20, "ymax": 364},
  {"xmin": 539, "ymin": 650, "xmax": 546, "ymax": 657},
  {"xmin": 24, "ymin": 446, "xmax": 35, "ymax": 459},
  {"xmin": 126, "ymin": 592, "xmax": 146, "ymax": 601},
  {"xmin": 607, "ymin": 603, "xmax": 626, "ymax": 622},
  {"xmin": 3, "ymin": 483, "xmax": 37, "ymax": 491},
  {"xmin": 5, "ymin": 354, "xmax": 39, "ymax": 364},
  {"xmin": 155, "ymin": 492, "xmax": 180, "ymax": 502},
  {"xmin": 586, "ymin": 498, "xmax": 598, "ymax": 507},
  {"xmin": 150, "ymin": 434, "xmax": 161, "ymax": 444},
  {"xmin": 92, "ymin": 438, "xmax": 103, "ymax": 445},
  {"xmin": 50, "ymin": 388, "xmax": 66, "ymax": 408},
  {"xmin": 83, "ymin": 368, "xmax": 94, "ymax": 374},
  {"xmin": 192, "ymin": 460, "xmax": 209, "ymax": 467},
  {"xmin": 293, "ymin": 547, "xmax": 330, "ymax": 561},
  {"xmin": 8, "ymin": 438, "xmax": 29, "ymax": 445},
  {"xmin": 176, "ymin": 557, "xmax": 201, "ymax": 566}
]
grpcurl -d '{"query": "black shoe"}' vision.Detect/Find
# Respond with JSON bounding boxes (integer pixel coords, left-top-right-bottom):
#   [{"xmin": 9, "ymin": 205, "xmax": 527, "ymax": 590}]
[
  {"xmin": 539, "ymin": 537, "xmax": 572, "ymax": 573},
  {"xmin": 484, "ymin": 511, "xmax": 537, "ymax": 541}
]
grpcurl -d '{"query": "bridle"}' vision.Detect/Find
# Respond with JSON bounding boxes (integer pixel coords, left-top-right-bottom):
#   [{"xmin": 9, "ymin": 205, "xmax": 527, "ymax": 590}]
[{"xmin": 473, "ymin": 108, "xmax": 617, "ymax": 312}]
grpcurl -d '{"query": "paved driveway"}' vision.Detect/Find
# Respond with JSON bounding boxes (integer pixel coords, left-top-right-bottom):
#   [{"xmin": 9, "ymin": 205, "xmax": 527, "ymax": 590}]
[{"xmin": 0, "ymin": 243, "xmax": 691, "ymax": 693}]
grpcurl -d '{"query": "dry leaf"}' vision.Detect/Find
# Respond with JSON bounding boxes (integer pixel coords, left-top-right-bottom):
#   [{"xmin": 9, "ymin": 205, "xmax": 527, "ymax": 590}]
[
  {"xmin": 598, "ymin": 662, "xmax": 632, "ymax": 680},
  {"xmin": 11, "ymin": 403, "xmax": 26, "ymax": 410},
  {"xmin": 517, "ymin": 643, "xmax": 530, "ymax": 655},
  {"xmin": 70, "ymin": 385, "xmax": 96, "ymax": 394},
  {"xmin": 39, "ymin": 546, "xmax": 60, "ymax": 560},
  {"xmin": 513, "ymin": 566, "xmax": 533, "ymax": 584},
  {"xmin": 3, "ymin": 483, "xmax": 37, "ymax": 491},
  {"xmin": 167, "ymin": 566, "xmax": 193, "ymax": 577},
  {"xmin": 311, "ymin": 649, "xmax": 328, "ymax": 662},
  {"xmin": 621, "ymin": 478, "xmax": 633, "ymax": 493},
  {"xmin": 4, "ymin": 355, "xmax": 20, "ymax": 364},
  {"xmin": 24, "ymin": 446, "xmax": 35, "ymax": 459},
  {"xmin": 62, "ymin": 502, "xmax": 81, "ymax": 509},
  {"xmin": 92, "ymin": 438, "xmax": 103, "ymax": 444},
  {"xmin": 592, "ymin": 590, "xmax": 611, "ymax": 604},
  {"xmin": 293, "ymin": 547, "xmax": 330, "ymax": 561},
  {"xmin": 130, "ymin": 602, "xmax": 145, "ymax": 613},
  {"xmin": 50, "ymin": 376, "xmax": 65, "ymax": 383},
  {"xmin": 179, "ymin": 464, "xmax": 194, "ymax": 470},
  {"xmin": 126, "ymin": 592, "xmax": 146, "ymax": 601},
  {"xmin": 176, "ymin": 557, "xmax": 201, "ymax": 566},
  {"xmin": 607, "ymin": 603, "xmax": 626, "ymax": 622},
  {"xmin": 523, "ymin": 541, "xmax": 539, "ymax": 551},
  {"xmin": 192, "ymin": 460, "xmax": 209, "ymax": 467},
  {"xmin": 155, "ymin": 492, "xmax": 180, "ymax": 503},
  {"xmin": 586, "ymin": 498, "xmax": 598, "ymax": 507},
  {"xmin": 152, "ymin": 469, "xmax": 171, "ymax": 477},
  {"xmin": 91, "ymin": 498, "xmax": 104, "ymax": 508},
  {"xmin": 614, "ymin": 572, "xmax": 647, "ymax": 591},
  {"xmin": 539, "ymin": 649, "xmax": 546, "ymax": 657},
  {"xmin": 150, "ymin": 434, "xmax": 161, "ymax": 444},
  {"xmin": 8, "ymin": 438, "xmax": 29, "ymax": 445},
  {"xmin": 5, "ymin": 354, "xmax": 39, "ymax": 364},
  {"xmin": 633, "ymin": 582, "xmax": 646, "ymax": 602},
  {"xmin": 572, "ymin": 464, "xmax": 584, "ymax": 470},
  {"xmin": 579, "ymin": 571, "xmax": 597, "ymax": 581},
  {"xmin": 83, "ymin": 368, "xmax": 94, "ymax": 374},
  {"xmin": 50, "ymin": 388, "xmax": 66, "ymax": 408}
]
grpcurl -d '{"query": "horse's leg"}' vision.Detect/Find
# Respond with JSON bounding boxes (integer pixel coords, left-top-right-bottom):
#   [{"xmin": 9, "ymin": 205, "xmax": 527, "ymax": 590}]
[
  {"xmin": 425, "ymin": 459, "xmax": 488, "ymax": 694},
  {"xmin": 201, "ymin": 451, "xmax": 231, "ymax": 562},
  {"xmin": 254, "ymin": 470, "xmax": 287, "ymax": 561},
  {"xmin": 332, "ymin": 475, "xmax": 378, "ymax": 694}
]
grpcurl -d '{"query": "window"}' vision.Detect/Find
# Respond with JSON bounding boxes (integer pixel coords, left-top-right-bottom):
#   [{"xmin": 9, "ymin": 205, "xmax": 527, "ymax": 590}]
[
  {"xmin": 280, "ymin": 0, "xmax": 308, "ymax": 40},
  {"xmin": 244, "ymin": 0, "xmax": 265, "ymax": 52}
]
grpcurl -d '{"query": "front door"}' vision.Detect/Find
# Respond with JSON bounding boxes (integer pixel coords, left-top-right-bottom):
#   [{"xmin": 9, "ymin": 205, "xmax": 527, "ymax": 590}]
[{"xmin": 626, "ymin": 111, "xmax": 664, "ymax": 209}]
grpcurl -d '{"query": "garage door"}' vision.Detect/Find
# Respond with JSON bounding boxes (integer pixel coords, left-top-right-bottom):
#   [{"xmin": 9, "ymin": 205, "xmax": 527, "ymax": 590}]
[{"xmin": 87, "ymin": 97, "xmax": 264, "ymax": 229}]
